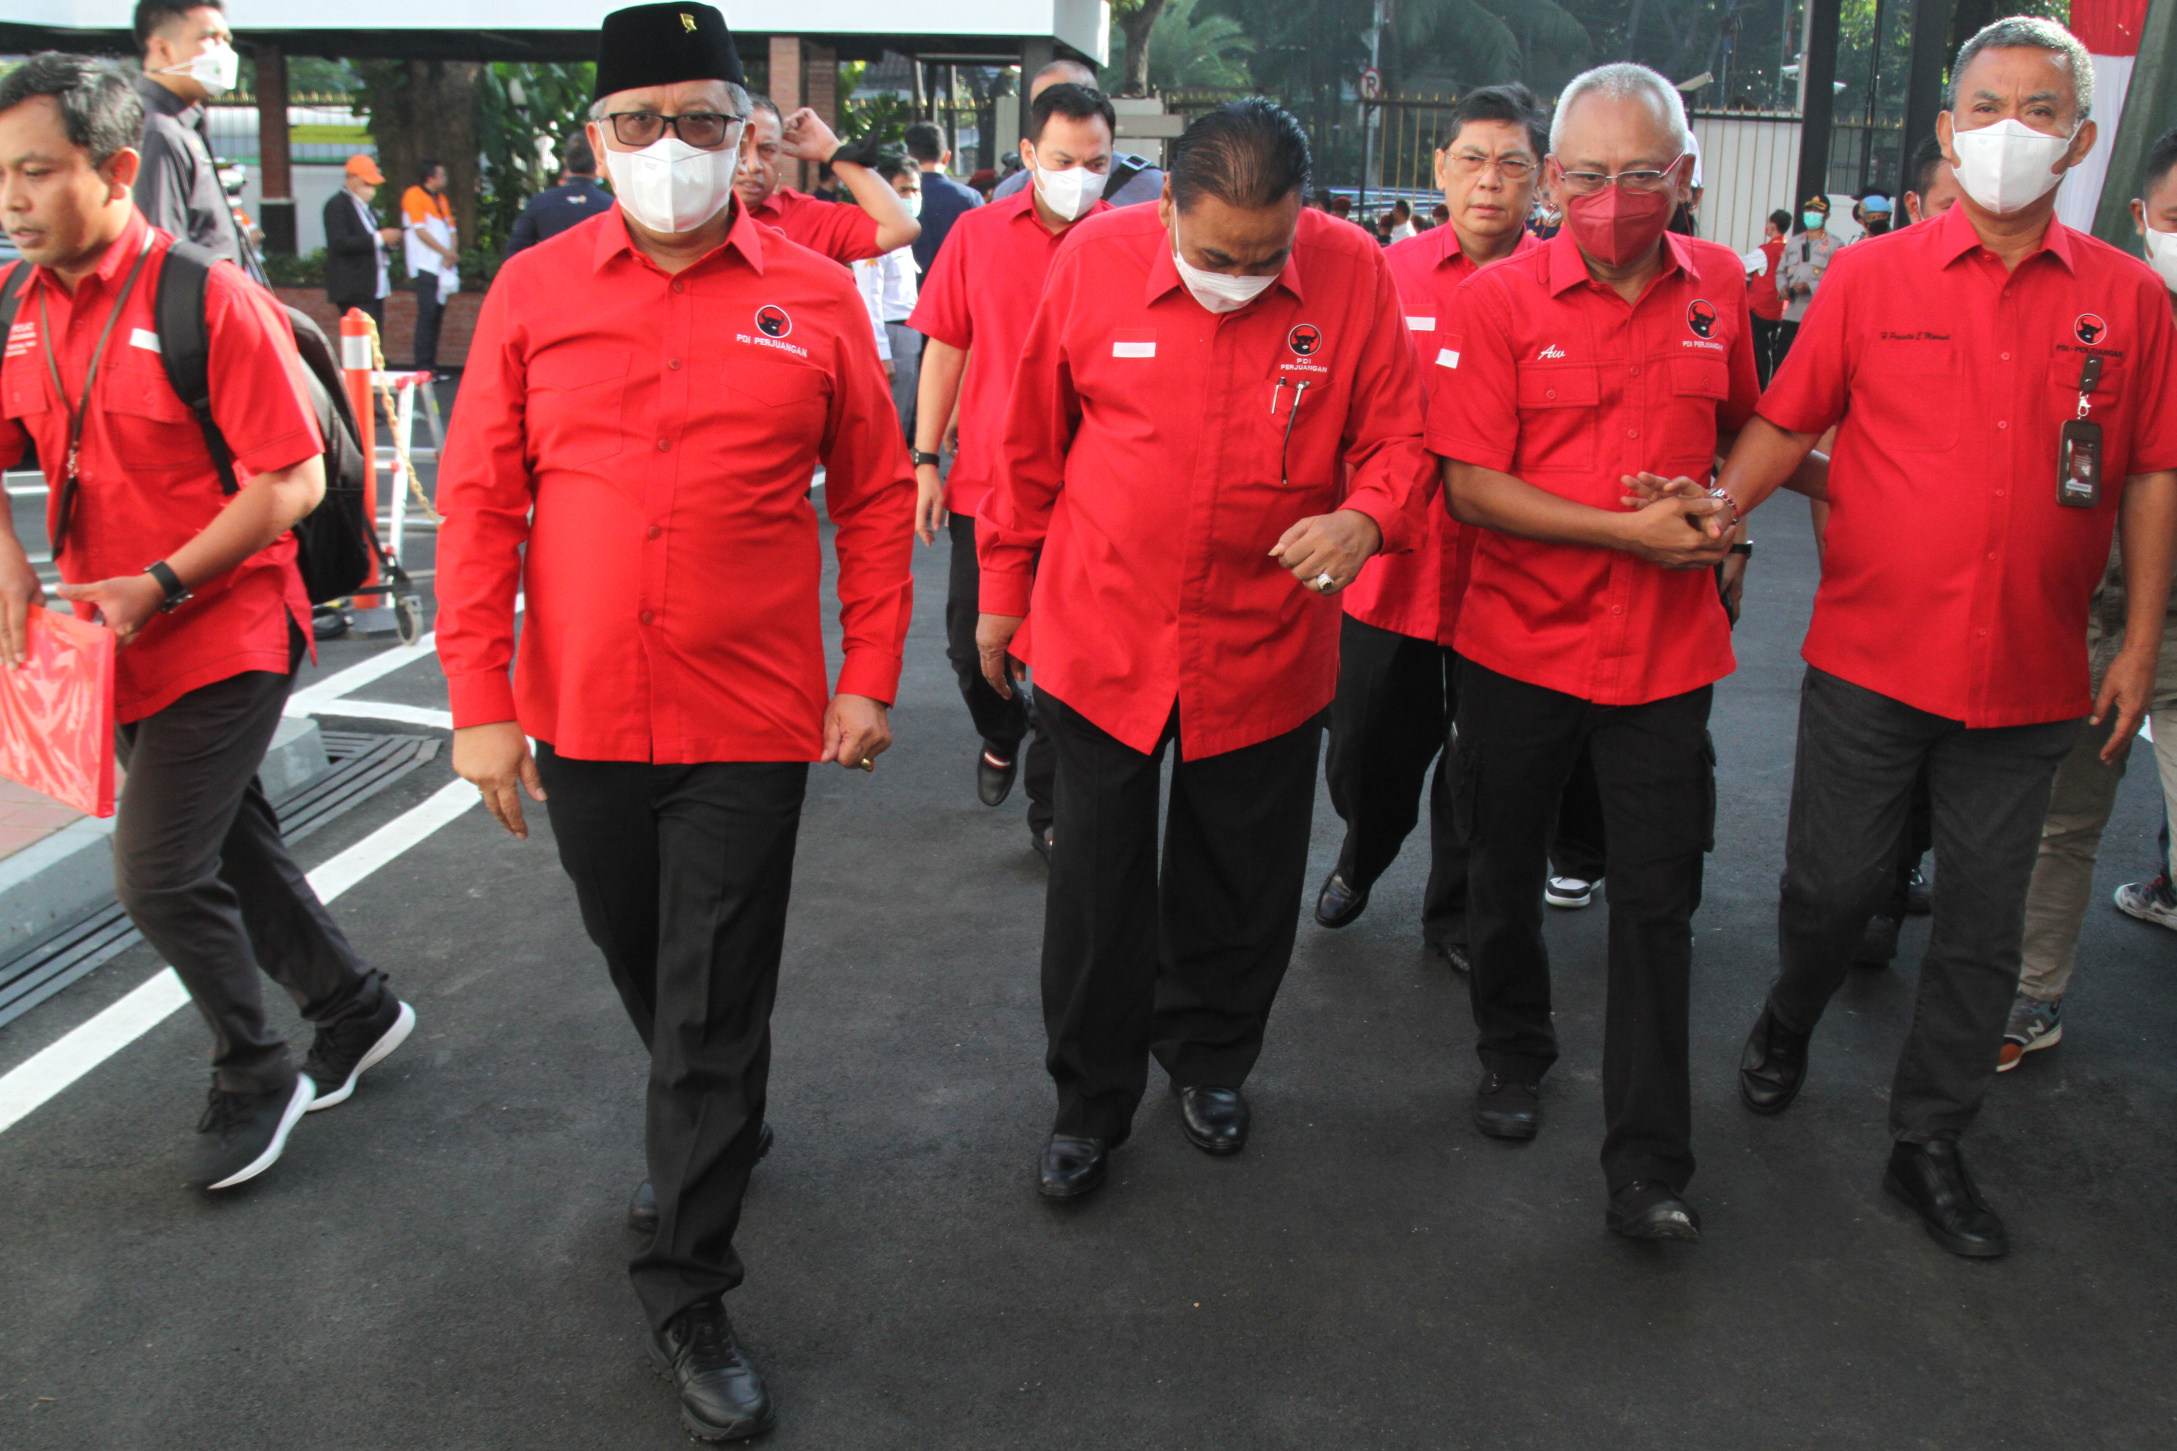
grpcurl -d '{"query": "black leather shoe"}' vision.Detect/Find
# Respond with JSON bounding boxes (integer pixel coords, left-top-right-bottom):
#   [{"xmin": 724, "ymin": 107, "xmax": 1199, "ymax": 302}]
[
  {"xmin": 1854, "ymin": 914, "xmax": 1901, "ymax": 968},
  {"xmin": 1431, "ymin": 940, "xmax": 1472, "ymax": 974},
  {"xmin": 1884, "ymin": 1138, "xmax": 2008, "ymax": 1258},
  {"xmin": 1738, "ymin": 1004, "xmax": 1811, "ymax": 1115},
  {"xmin": 1176, "ymin": 1085, "xmax": 1249, "ymax": 1156},
  {"xmin": 1607, "ymin": 1181, "xmax": 1702, "ymax": 1241},
  {"xmin": 1473, "ymin": 1070, "xmax": 1541, "ymax": 1140},
  {"xmin": 649, "ymin": 1298, "xmax": 775, "ymax": 1442},
  {"xmin": 977, "ymin": 742, "xmax": 1018, "ymax": 807},
  {"xmin": 1031, "ymin": 824, "xmax": 1053, "ymax": 862},
  {"xmin": 1038, "ymin": 1133, "xmax": 1114, "ymax": 1199},
  {"xmin": 631, "ymin": 1123, "xmax": 774, "ymax": 1232},
  {"xmin": 1314, "ymin": 869, "xmax": 1369, "ymax": 928},
  {"xmin": 1905, "ymin": 866, "xmax": 1932, "ymax": 916}
]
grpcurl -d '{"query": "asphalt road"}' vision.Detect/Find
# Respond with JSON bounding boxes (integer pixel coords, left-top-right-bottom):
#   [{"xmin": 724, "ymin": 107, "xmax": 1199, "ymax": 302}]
[{"xmin": 3, "ymin": 440, "xmax": 2175, "ymax": 1450}]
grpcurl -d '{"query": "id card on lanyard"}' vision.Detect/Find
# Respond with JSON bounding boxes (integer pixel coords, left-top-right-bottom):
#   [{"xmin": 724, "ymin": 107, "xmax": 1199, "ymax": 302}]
[{"xmin": 2057, "ymin": 353, "xmax": 2104, "ymax": 509}]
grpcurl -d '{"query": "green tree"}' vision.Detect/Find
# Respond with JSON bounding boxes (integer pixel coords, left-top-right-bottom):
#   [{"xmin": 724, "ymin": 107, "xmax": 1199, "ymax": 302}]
[
  {"xmin": 474, "ymin": 63, "xmax": 597, "ymax": 268},
  {"xmin": 1111, "ymin": 0, "xmax": 1257, "ymax": 90},
  {"xmin": 1113, "ymin": 0, "xmax": 1174, "ymax": 96}
]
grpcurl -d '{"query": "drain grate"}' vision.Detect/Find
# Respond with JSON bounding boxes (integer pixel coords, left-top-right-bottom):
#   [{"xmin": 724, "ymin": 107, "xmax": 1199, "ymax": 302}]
[{"xmin": 0, "ymin": 732, "xmax": 441, "ymax": 1030}]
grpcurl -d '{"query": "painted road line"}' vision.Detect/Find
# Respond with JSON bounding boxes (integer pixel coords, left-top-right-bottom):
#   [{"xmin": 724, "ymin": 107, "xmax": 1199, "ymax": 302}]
[
  {"xmin": 307, "ymin": 700, "xmax": 456, "ymax": 731},
  {"xmin": 284, "ymin": 633, "xmax": 439, "ymax": 716},
  {"xmin": 0, "ymin": 778, "xmax": 478, "ymax": 1137}
]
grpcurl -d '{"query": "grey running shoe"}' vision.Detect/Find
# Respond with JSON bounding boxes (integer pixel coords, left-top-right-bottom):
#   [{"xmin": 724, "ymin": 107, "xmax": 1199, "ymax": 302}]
[{"xmin": 1997, "ymin": 994, "xmax": 2062, "ymax": 1073}]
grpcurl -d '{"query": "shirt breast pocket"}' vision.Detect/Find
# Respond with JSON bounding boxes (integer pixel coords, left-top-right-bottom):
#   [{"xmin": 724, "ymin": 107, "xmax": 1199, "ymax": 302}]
[
  {"xmin": 1515, "ymin": 364, "xmax": 1600, "ymax": 473},
  {"xmin": 1661, "ymin": 355, "xmax": 1730, "ymax": 472},
  {"xmin": 2047, "ymin": 351, "xmax": 2124, "ymax": 410},
  {"xmin": 725, "ymin": 360, "xmax": 831, "ymax": 448},
  {"xmin": 1856, "ymin": 343, "xmax": 1960, "ymax": 451},
  {"xmin": 528, "ymin": 344, "xmax": 629, "ymax": 468},
  {"xmin": 100, "ymin": 355, "xmax": 198, "ymax": 471}
]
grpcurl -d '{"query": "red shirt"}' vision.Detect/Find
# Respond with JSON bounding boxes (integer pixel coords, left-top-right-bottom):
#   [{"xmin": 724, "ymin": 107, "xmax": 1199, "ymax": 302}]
[
  {"xmin": 1759, "ymin": 204, "xmax": 2177, "ymax": 727},
  {"xmin": 748, "ymin": 185, "xmax": 883, "ymax": 265},
  {"xmin": 1432, "ymin": 228, "xmax": 1760, "ymax": 706},
  {"xmin": 906, "ymin": 187, "xmax": 1110, "ymax": 518},
  {"xmin": 434, "ymin": 207, "xmax": 915, "ymax": 762},
  {"xmin": 1749, "ymin": 237, "xmax": 1785, "ymax": 322},
  {"xmin": 978, "ymin": 205, "xmax": 1429, "ymax": 760},
  {"xmin": 0, "ymin": 213, "xmax": 318, "ymax": 724},
  {"xmin": 1341, "ymin": 225, "xmax": 1537, "ymax": 644}
]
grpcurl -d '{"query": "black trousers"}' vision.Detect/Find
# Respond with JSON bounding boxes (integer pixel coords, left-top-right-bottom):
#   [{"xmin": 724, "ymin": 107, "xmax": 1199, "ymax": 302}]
[
  {"xmin": 1456, "ymin": 661, "xmax": 1714, "ymax": 1193},
  {"xmin": 1769, "ymin": 668, "xmax": 2078, "ymax": 1142},
  {"xmin": 411, "ymin": 274, "xmax": 445, "ymax": 372},
  {"xmin": 114, "ymin": 628, "xmax": 382, "ymax": 1095},
  {"xmin": 1325, "ymin": 617, "xmax": 1608, "ymax": 949},
  {"xmin": 1750, "ymin": 315, "xmax": 1787, "ymax": 387},
  {"xmin": 534, "ymin": 744, "xmax": 808, "ymax": 1332},
  {"xmin": 945, "ymin": 511, "xmax": 1052, "ymax": 833},
  {"xmin": 1038, "ymin": 689, "xmax": 1322, "ymax": 1140}
]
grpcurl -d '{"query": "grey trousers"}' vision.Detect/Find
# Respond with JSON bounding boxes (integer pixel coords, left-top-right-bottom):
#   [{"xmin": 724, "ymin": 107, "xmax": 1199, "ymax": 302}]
[
  {"xmin": 1770, "ymin": 667, "xmax": 2078, "ymax": 1143},
  {"xmin": 2019, "ymin": 654, "xmax": 2132, "ymax": 1003},
  {"xmin": 884, "ymin": 322, "xmax": 921, "ymax": 441},
  {"xmin": 114, "ymin": 634, "xmax": 382, "ymax": 1095}
]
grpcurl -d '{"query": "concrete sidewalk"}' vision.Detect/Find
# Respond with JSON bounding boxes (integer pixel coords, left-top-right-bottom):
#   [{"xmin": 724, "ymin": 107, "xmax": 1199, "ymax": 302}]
[{"xmin": 1, "ymin": 497, "xmax": 2173, "ymax": 1450}]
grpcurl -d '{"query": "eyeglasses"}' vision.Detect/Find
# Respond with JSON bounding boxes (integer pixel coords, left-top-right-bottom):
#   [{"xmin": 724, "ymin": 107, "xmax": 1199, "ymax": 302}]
[
  {"xmin": 603, "ymin": 111, "xmax": 746, "ymax": 149},
  {"xmin": 1554, "ymin": 155, "xmax": 1684, "ymax": 196},
  {"xmin": 1446, "ymin": 151, "xmax": 1537, "ymax": 180}
]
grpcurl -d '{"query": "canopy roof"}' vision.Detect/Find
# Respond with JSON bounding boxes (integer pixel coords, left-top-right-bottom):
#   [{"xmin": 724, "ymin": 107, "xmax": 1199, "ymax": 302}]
[{"xmin": 0, "ymin": 0, "xmax": 1108, "ymax": 63}]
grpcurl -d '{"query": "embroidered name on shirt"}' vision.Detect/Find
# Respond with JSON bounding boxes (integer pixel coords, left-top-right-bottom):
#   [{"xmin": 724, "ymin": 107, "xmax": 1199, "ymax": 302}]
[
  {"xmin": 1537, "ymin": 343, "xmax": 1566, "ymax": 359},
  {"xmin": 4, "ymin": 322, "xmax": 33, "ymax": 359},
  {"xmin": 1406, "ymin": 316, "xmax": 1435, "ymax": 330},
  {"xmin": 1112, "ymin": 339, "xmax": 1156, "ymax": 358},
  {"xmin": 735, "ymin": 332, "xmax": 809, "ymax": 359}
]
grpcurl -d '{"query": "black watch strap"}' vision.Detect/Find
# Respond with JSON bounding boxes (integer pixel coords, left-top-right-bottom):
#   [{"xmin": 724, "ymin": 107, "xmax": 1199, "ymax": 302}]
[
  {"xmin": 144, "ymin": 559, "xmax": 190, "ymax": 611},
  {"xmin": 1728, "ymin": 541, "xmax": 1754, "ymax": 557},
  {"xmin": 910, "ymin": 449, "xmax": 943, "ymax": 468}
]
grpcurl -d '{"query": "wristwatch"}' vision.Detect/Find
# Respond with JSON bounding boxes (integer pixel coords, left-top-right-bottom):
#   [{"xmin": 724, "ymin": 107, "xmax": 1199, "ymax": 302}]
[
  {"xmin": 1728, "ymin": 541, "xmax": 1754, "ymax": 557},
  {"xmin": 910, "ymin": 449, "xmax": 943, "ymax": 469},
  {"xmin": 144, "ymin": 560, "xmax": 192, "ymax": 613}
]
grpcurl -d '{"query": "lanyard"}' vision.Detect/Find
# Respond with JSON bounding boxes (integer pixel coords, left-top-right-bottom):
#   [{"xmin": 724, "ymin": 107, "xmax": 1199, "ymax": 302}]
[{"xmin": 37, "ymin": 240, "xmax": 154, "ymax": 553}]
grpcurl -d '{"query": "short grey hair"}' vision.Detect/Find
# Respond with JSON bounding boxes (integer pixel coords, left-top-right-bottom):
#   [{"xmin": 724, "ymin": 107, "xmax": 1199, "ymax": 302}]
[
  {"xmin": 1952, "ymin": 16, "xmax": 2093, "ymax": 120},
  {"xmin": 1549, "ymin": 62, "xmax": 1693, "ymax": 156},
  {"xmin": 588, "ymin": 81, "xmax": 752, "ymax": 123}
]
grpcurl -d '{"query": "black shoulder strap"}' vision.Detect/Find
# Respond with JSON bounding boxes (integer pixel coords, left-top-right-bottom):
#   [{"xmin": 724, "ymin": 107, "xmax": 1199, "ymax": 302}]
[
  {"xmin": 1102, "ymin": 153, "xmax": 1150, "ymax": 201},
  {"xmin": 152, "ymin": 239, "xmax": 240, "ymax": 494},
  {"xmin": 0, "ymin": 260, "xmax": 27, "ymax": 335}
]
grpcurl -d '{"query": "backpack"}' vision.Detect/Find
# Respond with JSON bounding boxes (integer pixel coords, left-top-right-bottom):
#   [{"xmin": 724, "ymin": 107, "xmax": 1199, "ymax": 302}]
[{"xmin": 0, "ymin": 240, "xmax": 411, "ymax": 610}]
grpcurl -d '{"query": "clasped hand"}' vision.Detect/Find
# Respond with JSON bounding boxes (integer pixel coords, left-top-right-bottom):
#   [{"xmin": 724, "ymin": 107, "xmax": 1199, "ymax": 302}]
[{"xmin": 1616, "ymin": 472, "xmax": 1735, "ymax": 570}]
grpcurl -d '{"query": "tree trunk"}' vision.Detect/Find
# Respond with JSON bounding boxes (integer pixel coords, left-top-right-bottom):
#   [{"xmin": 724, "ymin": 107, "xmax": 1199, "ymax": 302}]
[
  {"xmin": 1119, "ymin": 0, "xmax": 1170, "ymax": 96},
  {"xmin": 355, "ymin": 59, "xmax": 484, "ymax": 267}
]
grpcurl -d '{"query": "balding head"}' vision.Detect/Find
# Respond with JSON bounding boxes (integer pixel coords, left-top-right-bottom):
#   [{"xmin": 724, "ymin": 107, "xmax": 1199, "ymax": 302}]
[{"xmin": 1030, "ymin": 59, "xmax": 1098, "ymax": 101}]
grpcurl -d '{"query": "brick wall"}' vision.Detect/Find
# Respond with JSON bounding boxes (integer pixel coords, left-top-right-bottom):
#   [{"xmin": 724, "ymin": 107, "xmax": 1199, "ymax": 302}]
[{"xmin": 274, "ymin": 287, "xmax": 484, "ymax": 369}]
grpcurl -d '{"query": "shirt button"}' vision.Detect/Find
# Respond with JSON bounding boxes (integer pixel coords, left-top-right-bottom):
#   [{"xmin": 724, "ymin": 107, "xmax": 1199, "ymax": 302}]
[
  {"xmin": 1629, "ymin": 365, "xmax": 1641, "ymax": 376},
  {"xmin": 1995, "ymin": 488, "xmax": 2006, "ymax": 497},
  {"xmin": 640, "ymin": 610, "xmax": 655, "ymax": 624},
  {"xmin": 1979, "ymin": 629, "xmax": 1989, "ymax": 637},
  {"xmin": 657, "ymin": 438, "xmax": 671, "ymax": 451},
  {"xmin": 2001, "ymin": 352, "xmax": 2011, "ymax": 361},
  {"xmin": 1987, "ymin": 552, "xmax": 1997, "ymax": 561},
  {"xmin": 668, "ymin": 358, "xmax": 682, "ymax": 370},
  {"xmin": 1627, "ymin": 429, "xmax": 1640, "ymax": 438},
  {"xmin": 1611, "ymin": 605, "xmax": 1624, "ymax": 615},
  {"xmin": 1546, "ymin": 389, "xmax": 1558, "ymax": 400},
  {"xmin": 671, "ymin": 280, "xmax": 685, "ymax": 294},
  {"xmin": 1997, "ymin": 420, "xmax": 2007, "ymax": 429},
  {"xmin": 647, "ymin": 526, "xmax": 662, "ymax": 540}
]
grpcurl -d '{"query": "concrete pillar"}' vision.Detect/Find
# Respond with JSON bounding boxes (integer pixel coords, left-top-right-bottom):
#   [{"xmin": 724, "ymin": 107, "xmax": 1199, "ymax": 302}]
[
  {"xmin": 254, "ymin": 44, "xmax": 295, "ymax": 255},
  {"xmin": 768, "ymin": 35, "xmax": 806, "ymax": 189},
  {"xmin": 1794, "ymin": 0, "xmax": 1842, "ymax": 210},
  {"xmin": 1018, "ymin": 37, "xmax": 1055, "ymax": 142}
]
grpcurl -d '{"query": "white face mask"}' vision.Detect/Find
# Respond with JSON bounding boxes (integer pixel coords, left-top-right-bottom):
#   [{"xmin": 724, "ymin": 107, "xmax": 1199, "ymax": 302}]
[
  {"xmin": 903, "ymin": 190, "xmax": 923, "ymax": 219},
  {"xmin": 1170, "ymin": 222, "xmax": 1281, "ymax": 314},
  {"xmin": 604, "ymin": 135, "xmax": 741, "ymax": 236},
  {"xmin": 2145, "ymin": 224, "xmax": 2177, "ymax": 294},
  {"xmin": 1029, "ymin": 155, "xmax": 1103, "ymax": 222},
  {"xmin": 1950, "ymin": 117, "xmax": 2076, "ymax": 215},
  {"xmin": 163, "ymin": 38, "xmax": 238, "ymax": 96}
]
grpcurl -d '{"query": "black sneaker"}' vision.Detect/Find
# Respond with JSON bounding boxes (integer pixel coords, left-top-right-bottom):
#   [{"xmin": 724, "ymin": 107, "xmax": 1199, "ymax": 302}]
[
  {"xmin": 649, "ymin": 1298, "xmax": 776, "ymax": 1442},
  {"xmin": 303, "ymin": 995, "xmax": 416, "ymax": 1111},
  {"xmin": 189, "ymin": 1076, "xmax": 315, "ymax": 1191}
]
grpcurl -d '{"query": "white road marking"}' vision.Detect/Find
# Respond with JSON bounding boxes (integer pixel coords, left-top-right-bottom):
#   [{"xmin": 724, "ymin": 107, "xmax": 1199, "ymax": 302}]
[
  {"xmin": 283, "ymin": 633, "xmax": 439, "ymax": 717},
  {"xmin": 0, "ymin": 779, "xmax": 478, "ymax": 1137},
  {"xmin": 306, "ymin": 699, "xmax": 456, "ymax": 731}
]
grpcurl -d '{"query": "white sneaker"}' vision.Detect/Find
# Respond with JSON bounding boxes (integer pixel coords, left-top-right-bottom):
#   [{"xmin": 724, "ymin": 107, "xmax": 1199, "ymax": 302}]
[
  {"xmin": 2114, "ymin": 876, "xmax": 2177, "ymax": 932},
  {"xmin": 1545, "ymin": 875, "xmax": 1598, "ymax": 909}
]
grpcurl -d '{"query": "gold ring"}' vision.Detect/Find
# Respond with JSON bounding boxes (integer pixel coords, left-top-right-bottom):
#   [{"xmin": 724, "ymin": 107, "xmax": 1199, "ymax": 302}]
[{"xmin": 858, "ymin": 757, "xmax": 876, "ymax": 772}]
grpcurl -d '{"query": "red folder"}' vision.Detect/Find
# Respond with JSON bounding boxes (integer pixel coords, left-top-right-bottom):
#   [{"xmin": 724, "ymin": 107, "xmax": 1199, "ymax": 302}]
[{"xmin": 0, "ymin": 605, "xmax": 116, "ymax": 818}]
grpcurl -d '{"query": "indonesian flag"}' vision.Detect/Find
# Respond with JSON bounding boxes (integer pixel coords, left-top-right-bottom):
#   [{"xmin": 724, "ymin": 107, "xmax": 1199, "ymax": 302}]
[{"xmin": 2056, "ymin": 0, "xmax": 2149, "ymax": 232}]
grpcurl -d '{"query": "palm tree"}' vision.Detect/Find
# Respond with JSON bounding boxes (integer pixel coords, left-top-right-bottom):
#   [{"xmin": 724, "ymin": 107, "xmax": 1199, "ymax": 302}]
[{"xmin": 1110, "ymin": 0, "xmax": 1258, "ymax": 91}]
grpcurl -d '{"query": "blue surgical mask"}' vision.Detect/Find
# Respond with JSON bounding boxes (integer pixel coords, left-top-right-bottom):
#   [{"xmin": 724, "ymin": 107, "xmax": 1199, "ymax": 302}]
[{"xmin": 1802, "ymin": 211, "xmax": 1826, "ymax": 231}]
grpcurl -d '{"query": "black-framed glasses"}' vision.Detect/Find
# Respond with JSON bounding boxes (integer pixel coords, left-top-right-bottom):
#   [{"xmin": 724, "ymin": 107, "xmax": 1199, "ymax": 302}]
[
  {"xmin": 603, "ymin": 111, "xmax": 745, "ymax": 149},
  {"xmin": 1555, "ymin": 154, "xmax": 1684, "ymax": 196}
]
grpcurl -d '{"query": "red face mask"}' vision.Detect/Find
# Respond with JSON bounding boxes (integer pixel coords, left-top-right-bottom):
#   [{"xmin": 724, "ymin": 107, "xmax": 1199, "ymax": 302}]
[{"xmin": 1561, "ymin": 179, "xmax": 1677, "ymax": 267}]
